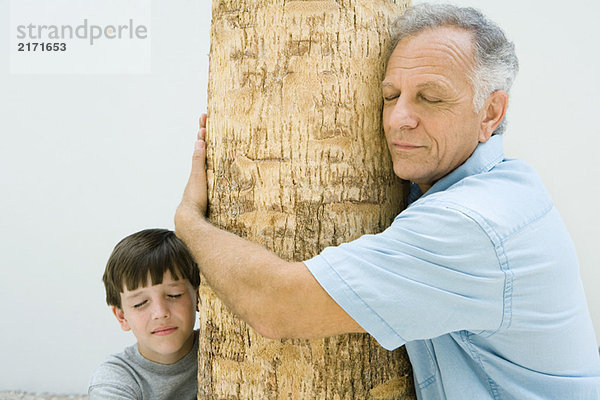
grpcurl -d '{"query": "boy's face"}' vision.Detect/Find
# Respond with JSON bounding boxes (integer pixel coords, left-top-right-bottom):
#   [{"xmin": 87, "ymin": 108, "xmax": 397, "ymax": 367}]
[{"xmin": 112, "ymin": 270, "xmax": 197, "ymax": 364}]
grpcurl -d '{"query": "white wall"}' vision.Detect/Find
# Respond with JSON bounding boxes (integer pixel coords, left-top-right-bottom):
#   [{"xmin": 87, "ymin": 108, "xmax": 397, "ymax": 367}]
[{"xmin": 0, "ymin": 0, "xmax": 598, "ymax": 394}]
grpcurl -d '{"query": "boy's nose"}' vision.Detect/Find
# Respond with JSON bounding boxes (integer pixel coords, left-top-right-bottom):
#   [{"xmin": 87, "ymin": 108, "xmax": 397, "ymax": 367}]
[{"xmin": 151, "ymin": 299, "xmax": 170, "ymax": 319}]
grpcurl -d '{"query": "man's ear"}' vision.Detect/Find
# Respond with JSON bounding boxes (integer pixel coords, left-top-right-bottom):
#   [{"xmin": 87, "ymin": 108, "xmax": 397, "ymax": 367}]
[
  {"xmin": 479, "ymin": 90, "xmax": 508, "ymax": 142},
  {"xmin": 111, "ymin": 306, "xmax": 131, "ymax": 332}
]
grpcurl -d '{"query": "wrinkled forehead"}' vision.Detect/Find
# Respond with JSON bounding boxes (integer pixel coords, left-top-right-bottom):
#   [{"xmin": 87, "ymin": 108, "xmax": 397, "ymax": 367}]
[{"xmin": 386, "ymin": 26, "xmax": 475, "ymax": 80}]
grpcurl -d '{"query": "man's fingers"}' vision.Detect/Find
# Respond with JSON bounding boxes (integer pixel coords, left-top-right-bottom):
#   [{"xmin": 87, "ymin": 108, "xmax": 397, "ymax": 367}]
[
  {"xmin": 190, "ymin": 139, "xmax": 207, "ymax": 188},
  {"xmin": 179, "ymin": 114, "xmax": 209, "ymax": 216},
  {"xmin": 198, "ymin": 127, "xmax": 206, "ymax": 141},
  {"xmin": 181, "ymin": 139, "xmax": 208, "ymax": 215},
  {"xmin": 198, "ymin": 114, "xmax": 207, "ymax": 140}
]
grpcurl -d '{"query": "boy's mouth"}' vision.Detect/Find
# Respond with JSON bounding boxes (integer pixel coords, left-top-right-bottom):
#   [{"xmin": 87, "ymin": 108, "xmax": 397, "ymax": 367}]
[{"xmin": 152, "ymin": 326, "xmax": 177, "ymax": 336}]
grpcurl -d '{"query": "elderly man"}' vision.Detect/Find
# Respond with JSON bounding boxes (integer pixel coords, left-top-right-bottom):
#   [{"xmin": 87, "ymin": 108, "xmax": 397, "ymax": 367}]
[{"xmin": 175, "ymin": 4, "xmax": 600, "ymax": 399}]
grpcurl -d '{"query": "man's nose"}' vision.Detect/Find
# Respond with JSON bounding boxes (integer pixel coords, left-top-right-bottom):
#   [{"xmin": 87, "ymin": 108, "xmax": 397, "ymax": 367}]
[
  {"xmin": 151, "ymin": 299, "xmax": 170, "ymax": 319},
  {"xmin": 388, "ymin": 97, "xmax": 419, "ymax": 131}
]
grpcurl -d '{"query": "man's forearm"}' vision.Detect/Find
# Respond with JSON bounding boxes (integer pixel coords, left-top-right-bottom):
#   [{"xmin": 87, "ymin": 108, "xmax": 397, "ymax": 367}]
[{"xmin": 175, "ymin": 207, "xmax": 364, "ymax": 339}]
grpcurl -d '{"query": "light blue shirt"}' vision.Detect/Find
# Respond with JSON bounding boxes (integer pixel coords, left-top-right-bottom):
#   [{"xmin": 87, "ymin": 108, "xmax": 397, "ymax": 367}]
[{"xmin": 305, "ymin": 135, "xmax": 600, "ymax": 399}]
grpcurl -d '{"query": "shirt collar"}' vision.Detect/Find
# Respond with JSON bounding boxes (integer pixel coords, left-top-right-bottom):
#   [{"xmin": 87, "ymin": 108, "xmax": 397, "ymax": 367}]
[{"xmin": 409, "ymin": 134, "xmax": 505, "ymax": 203}]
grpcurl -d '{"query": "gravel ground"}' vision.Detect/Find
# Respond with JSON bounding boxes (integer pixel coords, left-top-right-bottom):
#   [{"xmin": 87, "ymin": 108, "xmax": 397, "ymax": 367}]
[{"xmin": 0, "ymin": 392, "xmax": 88, "ymax": 400}]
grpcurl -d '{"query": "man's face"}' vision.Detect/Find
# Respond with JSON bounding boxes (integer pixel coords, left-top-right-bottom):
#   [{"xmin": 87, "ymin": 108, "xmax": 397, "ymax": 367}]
[
  {"xmin": 382, "ymin": 26, "xmax": 490, "ymax": 192},
  {"xmin": 112, "ymin": 270, "xmax": 197, "ymax": 364}
]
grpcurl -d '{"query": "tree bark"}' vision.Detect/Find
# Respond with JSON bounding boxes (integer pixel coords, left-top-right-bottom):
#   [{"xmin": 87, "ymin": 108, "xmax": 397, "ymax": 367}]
[{"xmin": 202, "ymin": 0, "xmax": 415, "ymax": 399}]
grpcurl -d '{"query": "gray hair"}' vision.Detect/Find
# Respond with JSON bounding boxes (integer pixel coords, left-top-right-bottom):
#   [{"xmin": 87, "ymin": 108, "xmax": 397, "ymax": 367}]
[{"xmin": 389, "ymin": 4, "xmax": 519, "ymax": 135}]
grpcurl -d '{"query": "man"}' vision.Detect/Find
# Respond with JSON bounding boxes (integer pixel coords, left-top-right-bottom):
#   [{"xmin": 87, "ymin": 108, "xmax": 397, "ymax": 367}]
[{"xmin": 175, "ymin": 4, "xmax": 600, "ymax": 399}]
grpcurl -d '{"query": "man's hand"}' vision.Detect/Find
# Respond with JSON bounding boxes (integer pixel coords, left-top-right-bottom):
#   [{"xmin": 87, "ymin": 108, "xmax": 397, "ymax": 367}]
[{"xmin": 176, "ymin": 114, "xmax": 208, "ymax": 224}]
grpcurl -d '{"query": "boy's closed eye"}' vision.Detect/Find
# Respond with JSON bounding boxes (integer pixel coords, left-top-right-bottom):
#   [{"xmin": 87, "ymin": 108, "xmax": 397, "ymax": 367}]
[
  {"xmin": 133, "ymin": 293, "xmax": 183, "ymax": 308},
  {"xmin": 133, "ymin": 300, "xmax": 148, "ymax": 308}
]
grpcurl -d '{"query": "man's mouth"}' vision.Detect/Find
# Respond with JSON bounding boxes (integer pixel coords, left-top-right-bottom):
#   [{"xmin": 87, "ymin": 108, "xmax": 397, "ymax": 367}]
[
  {"xmin": 152, "ymin": 326, "xmax": 177, "ymax": 336},
  {"xmin": 392, "ymin": 141, "xmax": 422, "ymax": 150}
]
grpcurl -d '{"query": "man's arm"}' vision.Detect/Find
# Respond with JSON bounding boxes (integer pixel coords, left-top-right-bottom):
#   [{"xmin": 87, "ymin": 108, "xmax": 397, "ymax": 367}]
[{"xmin": 174, "ymin": 115, "xmax": 364, "ymax": 340}]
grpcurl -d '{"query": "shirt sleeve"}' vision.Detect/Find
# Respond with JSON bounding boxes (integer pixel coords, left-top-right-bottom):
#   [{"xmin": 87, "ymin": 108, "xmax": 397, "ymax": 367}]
[
  {"xmin": 89, "ymin": 385, "xmax": 139, "ymax": 400},
  {"xmin": 88, "ymin": 360, "xmax": 141, "ymax": 400},
  {"xmin": 304, "ymin": 200, "xmax": 507, "ymax": 350}
]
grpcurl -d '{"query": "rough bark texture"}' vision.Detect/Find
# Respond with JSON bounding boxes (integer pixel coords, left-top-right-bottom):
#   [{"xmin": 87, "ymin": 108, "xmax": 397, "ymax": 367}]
[{"xmin": 202, "ymin": 0, "xmax": 415, "ymax": 399}]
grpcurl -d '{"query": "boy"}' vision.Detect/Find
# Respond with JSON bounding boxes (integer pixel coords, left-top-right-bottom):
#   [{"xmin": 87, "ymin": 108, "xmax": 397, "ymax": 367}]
[{"xmin": 89, "ymin": 228, "xmax": 200, "ymax": 400}]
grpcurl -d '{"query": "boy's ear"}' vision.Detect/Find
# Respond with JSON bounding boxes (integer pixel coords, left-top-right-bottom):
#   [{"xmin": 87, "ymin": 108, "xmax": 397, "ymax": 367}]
[{"xmin": 111, "ymin": 306, "xmax": 131, "ymax": 332}]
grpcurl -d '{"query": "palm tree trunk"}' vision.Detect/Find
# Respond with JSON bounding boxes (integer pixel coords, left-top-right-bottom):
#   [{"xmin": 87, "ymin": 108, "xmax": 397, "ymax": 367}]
[{"xmin": 201, "ymin": 0, "xmax": 415, "ymax": 398}]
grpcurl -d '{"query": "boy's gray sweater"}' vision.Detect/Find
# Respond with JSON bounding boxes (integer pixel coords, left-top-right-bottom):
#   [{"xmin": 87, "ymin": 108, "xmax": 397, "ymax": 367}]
[{"xmin": 88, "ymin": 330, "xmax": 198, "ymax": 400}]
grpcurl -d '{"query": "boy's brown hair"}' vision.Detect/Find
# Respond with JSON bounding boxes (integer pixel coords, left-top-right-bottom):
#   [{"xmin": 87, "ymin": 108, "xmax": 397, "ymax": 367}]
[{"xmin": 103, "ymin": 228, "xmax": 200, "ymax": 308}]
